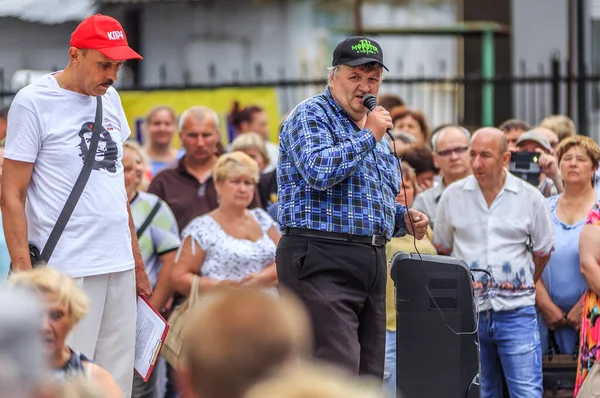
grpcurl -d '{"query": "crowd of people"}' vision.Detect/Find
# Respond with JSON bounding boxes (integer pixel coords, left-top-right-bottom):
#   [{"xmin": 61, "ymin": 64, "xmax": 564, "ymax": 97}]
[{"xmin": 2, "ymin": 12, "xmax": 600, "ymax": 398}]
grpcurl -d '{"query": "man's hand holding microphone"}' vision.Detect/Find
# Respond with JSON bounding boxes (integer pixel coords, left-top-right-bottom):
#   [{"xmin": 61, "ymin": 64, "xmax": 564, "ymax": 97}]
[
  {"xmin": 363, "ymin": 94, "xmax": 394, "ymax": 142},
  {"xmin": 362, "ymin": 94, "xmax": 430, "ymax": 239}
]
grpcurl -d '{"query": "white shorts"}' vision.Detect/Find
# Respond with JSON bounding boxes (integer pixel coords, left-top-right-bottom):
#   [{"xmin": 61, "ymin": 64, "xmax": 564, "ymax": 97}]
[{"xmin": 67, "ymin": 269, "xmax": 136, "ymax": 398}]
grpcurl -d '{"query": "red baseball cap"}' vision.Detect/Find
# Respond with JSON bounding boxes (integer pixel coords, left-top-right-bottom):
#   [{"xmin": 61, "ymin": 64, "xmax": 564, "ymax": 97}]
[{"xmin": 70, "ymin": 14, "xmax": 143, "ymax": 60}]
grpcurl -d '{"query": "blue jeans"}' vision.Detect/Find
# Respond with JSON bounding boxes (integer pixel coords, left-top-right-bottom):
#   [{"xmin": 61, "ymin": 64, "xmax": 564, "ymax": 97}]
[
  {"xmin": 383, "ymin": 330, "xmax": 396, "ymax": 396},
  {"xmin": 478, "ymin": 305, "xmax": 542, "ymax": 398}
]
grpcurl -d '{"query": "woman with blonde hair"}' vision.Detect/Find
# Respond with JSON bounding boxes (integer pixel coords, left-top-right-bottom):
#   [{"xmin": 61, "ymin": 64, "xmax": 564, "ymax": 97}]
[
  {"xmin": 124, "ymin": 140, "xmax": 152, "ymax": 192},
  {"xmin": 172, "ymin": 151, "xmax": 280, "ymax": 297},
  {"xmin": 231, "ymin": 132, "xmax": 278, "ymax": 216},
  {"xmin": 8, "ymin": 266, "xmax": 122, "ymax": 398},
  {"xmin": 230, "ymin": 132, "xmax": 271, "ymax": 173}
]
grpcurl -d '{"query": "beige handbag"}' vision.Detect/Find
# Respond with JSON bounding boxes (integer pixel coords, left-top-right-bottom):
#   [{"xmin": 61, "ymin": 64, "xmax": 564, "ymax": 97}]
[
  {"xmin": 577, "ymin": 361, "xmax": 600, "ymax": 397},
  {"xmin": 160, "ymin": 276, "xmax": 201, "ymax": 371}
]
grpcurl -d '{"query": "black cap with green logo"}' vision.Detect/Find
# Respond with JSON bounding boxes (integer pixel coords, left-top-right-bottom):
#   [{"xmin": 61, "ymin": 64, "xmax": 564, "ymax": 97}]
[{"xmin": 332, "ymin": 36, "xmax": 389, "ymax": 71}]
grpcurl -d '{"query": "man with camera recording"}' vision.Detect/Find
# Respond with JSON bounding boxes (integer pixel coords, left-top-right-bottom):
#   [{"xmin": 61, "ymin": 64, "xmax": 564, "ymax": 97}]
[{"xmin": 514, "ymin": 129, "xmax": 564, "ymax": 198}]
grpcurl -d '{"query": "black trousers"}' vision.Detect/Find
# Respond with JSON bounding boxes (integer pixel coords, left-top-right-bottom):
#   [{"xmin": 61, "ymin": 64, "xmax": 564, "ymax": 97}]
[{"xmin": 276, "ymin": 235, "xmax": 387, "ymax": 379}]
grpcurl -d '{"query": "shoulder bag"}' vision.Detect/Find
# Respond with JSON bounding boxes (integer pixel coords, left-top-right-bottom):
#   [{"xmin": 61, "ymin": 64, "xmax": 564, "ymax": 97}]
[{"xmin": 26, "ymin": 96, "xmax": 103, "ymax": 267}]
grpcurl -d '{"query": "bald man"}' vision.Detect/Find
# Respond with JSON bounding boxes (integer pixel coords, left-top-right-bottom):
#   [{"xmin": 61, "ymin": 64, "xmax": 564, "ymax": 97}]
[
  {"xmin": 413, "ymin": 125, "xmax": 472, "ymax": 228},
  {"xmin": 434, "ymin": 128, "xmax": 554, "ymax": 398}
]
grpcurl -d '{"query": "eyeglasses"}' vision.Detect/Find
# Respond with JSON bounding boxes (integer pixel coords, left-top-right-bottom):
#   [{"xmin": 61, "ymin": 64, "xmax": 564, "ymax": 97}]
[{"xmin": 437, "ymin": 146, "xmax": 469, "ymax": 157}]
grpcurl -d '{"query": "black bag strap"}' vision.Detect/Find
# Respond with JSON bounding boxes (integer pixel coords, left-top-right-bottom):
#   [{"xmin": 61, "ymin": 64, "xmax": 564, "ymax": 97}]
[
  {"xmin": 40, "ymin": 96, "xmax": 103, "ymax": 263},
  {"xmin": 548, "ymin": 329, "xmax": 560, "ymax": 360},
  {"xmin": 136, "ymin": 200, "xmax": 162, "ymax": 238},
  {"xmin": 548, "ymin": 327, "xmax": 580, "ymax": 361}
]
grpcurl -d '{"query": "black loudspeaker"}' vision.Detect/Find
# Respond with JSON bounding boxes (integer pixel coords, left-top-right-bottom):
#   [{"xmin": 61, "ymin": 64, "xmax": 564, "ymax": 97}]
[{"xmin": 391, "ymin": 252, "xmax": 481, "ymax": 398}]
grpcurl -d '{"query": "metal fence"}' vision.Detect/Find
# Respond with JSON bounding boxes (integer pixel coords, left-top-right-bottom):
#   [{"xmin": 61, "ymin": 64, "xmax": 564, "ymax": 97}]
[{"xmin": 2, "ymin": 59, "xmax": 600, "ymax": 138}]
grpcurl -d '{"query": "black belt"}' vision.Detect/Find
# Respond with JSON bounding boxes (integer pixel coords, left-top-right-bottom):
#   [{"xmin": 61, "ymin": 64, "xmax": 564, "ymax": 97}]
[{"xmin": 282, "ymin": 227, "xmax": 387, "ymax": 247}]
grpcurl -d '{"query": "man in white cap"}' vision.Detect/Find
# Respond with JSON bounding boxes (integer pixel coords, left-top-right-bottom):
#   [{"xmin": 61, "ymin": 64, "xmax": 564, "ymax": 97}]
[
  {"xmin": 2, "ymin": 14, "xmax": 150, "ymax": 397},
  {"xmin": 516, "ymin": 129, "xmax": 563, "ymax": 197}
]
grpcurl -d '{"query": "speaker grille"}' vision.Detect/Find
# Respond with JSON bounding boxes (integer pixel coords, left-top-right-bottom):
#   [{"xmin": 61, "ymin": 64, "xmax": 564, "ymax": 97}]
[
  {"xmin": 429, "ymin": 277, "xmax": 457, "ymax": 290},
  {"xmin": 429, "ymin": 296, "xmax": 458, "ymax": 311}
]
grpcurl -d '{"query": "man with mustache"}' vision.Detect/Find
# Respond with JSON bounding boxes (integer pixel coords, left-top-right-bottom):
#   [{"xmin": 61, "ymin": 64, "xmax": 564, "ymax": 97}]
[
  {"xmin": 433, "ymin": 128, "xmax": 554, "ymax": 397},
  {"xmin": 276, "ymin": 36, "xmax": 429, "ymax": 380},
  {"xmin": 2, "ymin": 14, "xmax": 150, "ymax": 398}
]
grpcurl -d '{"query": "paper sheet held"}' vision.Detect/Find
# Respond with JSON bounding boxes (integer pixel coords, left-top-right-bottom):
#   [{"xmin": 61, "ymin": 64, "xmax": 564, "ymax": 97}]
[{"xmin": 135, "ymin": 296, "xmax": 169, "ymax": 382}]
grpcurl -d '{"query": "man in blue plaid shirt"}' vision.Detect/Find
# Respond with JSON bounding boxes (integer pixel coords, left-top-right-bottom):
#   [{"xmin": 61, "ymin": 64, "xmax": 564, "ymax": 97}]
[{"xmin": 275, "ymin": 36, "xmax": 429, "ymax": 380}]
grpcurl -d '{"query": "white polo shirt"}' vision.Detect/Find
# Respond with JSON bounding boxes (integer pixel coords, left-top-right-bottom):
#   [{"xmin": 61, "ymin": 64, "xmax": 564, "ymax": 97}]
[
  {"xmin": 433, "ymin": 171, "xmax": 554, "ymax": 312},
  {"xmin": 412, "ymin": 179, "xmax": 446, "ymax": 229}
]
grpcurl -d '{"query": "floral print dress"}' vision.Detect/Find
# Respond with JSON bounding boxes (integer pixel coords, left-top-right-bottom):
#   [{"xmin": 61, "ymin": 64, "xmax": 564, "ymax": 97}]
[{"xmin": 575, "ymin": 203, "xmax": 600, "ymax": 395}]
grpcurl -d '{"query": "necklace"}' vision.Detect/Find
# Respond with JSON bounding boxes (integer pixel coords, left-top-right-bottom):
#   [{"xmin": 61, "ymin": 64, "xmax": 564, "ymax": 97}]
[{"xmin": 559, "ymin": 189, "xmax": 596, "ymax": 223}]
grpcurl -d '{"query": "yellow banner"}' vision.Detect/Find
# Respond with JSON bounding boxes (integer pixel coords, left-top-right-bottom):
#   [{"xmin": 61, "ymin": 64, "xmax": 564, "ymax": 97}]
[{"xmin": 119, "ymin": 87, "xmax": 281, "ymax": 148}]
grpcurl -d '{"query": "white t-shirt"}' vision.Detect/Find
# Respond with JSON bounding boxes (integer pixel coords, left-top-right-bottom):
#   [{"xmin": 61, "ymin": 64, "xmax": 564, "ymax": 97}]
[{"xmin": 4, "ymin": 73, "xmax": 134, "ymax": 278}]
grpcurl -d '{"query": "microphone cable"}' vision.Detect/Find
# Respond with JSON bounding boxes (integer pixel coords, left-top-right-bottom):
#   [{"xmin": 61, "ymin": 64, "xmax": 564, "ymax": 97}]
[
  {"xmin": 362, "ymin": 97, "xmax": 483, "ymax": 336},
  {"xmin": 388, "ymin": 138, "xmax": 483, "ymax": 398},
  {"xmin": 388, "ymin": 138, "xmax": 482, "ymax": 337}
]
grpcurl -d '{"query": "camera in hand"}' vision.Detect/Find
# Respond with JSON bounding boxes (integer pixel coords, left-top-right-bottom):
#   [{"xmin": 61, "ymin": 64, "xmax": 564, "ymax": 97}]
[{"xmin": 509, "ymin": 151, "xmax": 541, "ymax": 186}]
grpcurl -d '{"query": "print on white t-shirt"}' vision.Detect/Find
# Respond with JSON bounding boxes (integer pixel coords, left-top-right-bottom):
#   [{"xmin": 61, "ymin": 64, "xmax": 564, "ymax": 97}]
[
  {"xmin": 76, "ymin": 121, "xmax": 119, "ymax": 173},
  {"xmin": 4, "ymin": 73, "xmax": 135, "ymax": 278}
]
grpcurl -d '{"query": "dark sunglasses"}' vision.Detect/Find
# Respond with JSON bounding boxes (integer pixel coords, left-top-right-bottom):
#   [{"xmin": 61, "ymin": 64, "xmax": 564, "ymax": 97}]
[{"xmin": 437, "ymin": 146, "xmax": 469, "ymax": 157}]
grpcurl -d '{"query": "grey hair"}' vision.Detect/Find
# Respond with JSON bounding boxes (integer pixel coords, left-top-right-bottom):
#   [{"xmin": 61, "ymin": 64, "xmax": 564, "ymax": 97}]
[
  {"xmin": 327, "ymin": 65, "xmax": 342, "ymax": 86},
  {"xmin": 178, "ymin": 106, "xmax": 220, "ymax": 132},
  {"xmin": 327, "ymin": 64, "xmax": 385, "ymax": 87},
  {"xmin": 431, "ymin": 125, "xmax": 471, "ymax": 152}
]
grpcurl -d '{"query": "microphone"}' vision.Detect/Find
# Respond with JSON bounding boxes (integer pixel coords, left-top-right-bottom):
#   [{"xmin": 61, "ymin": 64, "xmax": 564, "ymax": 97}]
[{"xmin": 362, "ymin": 94, "xmax": 395, "ymax": 141}]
